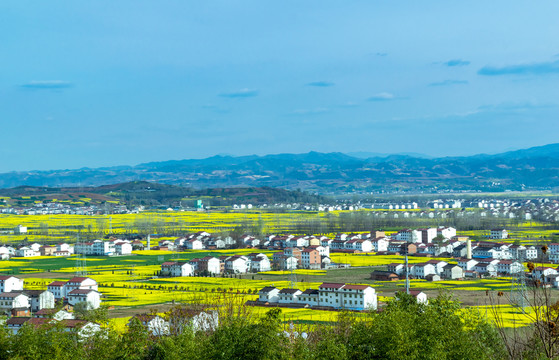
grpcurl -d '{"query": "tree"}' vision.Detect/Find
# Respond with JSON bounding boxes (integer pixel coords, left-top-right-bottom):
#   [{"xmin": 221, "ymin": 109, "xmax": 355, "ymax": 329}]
[{"xmin": 348, "ymin": 292, "xmax": 506, "ymax": 360}]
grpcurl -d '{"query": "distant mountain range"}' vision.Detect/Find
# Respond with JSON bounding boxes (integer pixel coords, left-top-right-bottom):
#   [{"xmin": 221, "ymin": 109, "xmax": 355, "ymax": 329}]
[{"xmin": 1, "ymin": 143, "xmax": 559, "ymax": 193}]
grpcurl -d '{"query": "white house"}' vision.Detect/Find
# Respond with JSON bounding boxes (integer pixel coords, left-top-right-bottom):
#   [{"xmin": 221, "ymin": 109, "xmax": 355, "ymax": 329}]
[
  {"xmin": 442, "ymin": 264, "xmax": 464, "ymax": 279},
  {"xmin": 115, "ymin": 242, "xmax": 132, "ymax": 255},
  {"xmin": 258, "ymin": 287, "xmax": 280, "ymax": 303},
  {"xmin": 395, "ymin": 229, "xmax": 421, "ymax": 243},
  {"xmin": 533, "ymin": 267, "xmax": 558, "ymax": 280},
  {"xmin": 225, "ymin": 256, "xmax": 250, "ymax": 273},
  {"xmin": 61, "ymin": 319, "xmax": 102, "ymax": 339},
  {"xmin": 0, "ymin": 292, "xmax": 30, "ymax": 311},
  {"xmin": 47, "ymin": 281, "xmax": 67, "ymax": 299},
  {"xmin": 92, "ymin": 240, "xmax": 114, "ymax": 256},
  {"xmin": 416, "ymin": 228, "xmax": 438, "ymax": 243},
  {"xmin": 29, "ymin": 243, "xmax": 42, "ymax": 252},
  {"xmin": 278, "ymin": 288, "xmax": 302, "ymax": 304},
  {"xmin": 409, "ymin": 290, "xmax": 428, "ymax": 304},
  {"xmin": 65, "ymin": 277, "xmax": 98, "ymax": 294},
  {"xmin": 129, "ymin": 314, "xmax": 169, "ymax": 336},
  {"xmin": 167, "ymin": 309, "xmax": 219, "ymax": 333},
  {"xmin": 490, "ymin": 229, "xmax": 508, "ymax": 239},
  {"xmin": 353, "ymin": 240, "xmax": 373, "ymax": 252},
  {"xmin": 318, "ymin": 283, "xmax": 377, "ymax": 310},
  {"xmin": 185, "ymin": 239, "xmax": 204, "ymax": 250},
  {"xmin": 250, "ymin": 256, "xmax": 271, "ymax": 272},
  {"xmin": 22, "ymin": 290, "xmax": 55, "ymax": 312},
  {"xmin": 457, "ymin": 258, "xmax": 479, "ymax": 271},
  {"xmin": 371, "ymin": 237, "xmax": 388, "ymax": 252},
  {"xmin": 298, "ymin": 289, "xmax": 319, "ymax": 306},
  {"xmin": 496, "ymin": 260, "xmax": 524, "ymax": 274},
  {"xmin": 309, "ymin": 245, "xmax": 330, "ymax": 258},
  {"xmin": 67, "ymin": 289, "xmax": 101, "ymax": 309},
  {"xmin": 474, "ymin": 263, "xmax": 497, "ymax": 277},
  {"xmin": 56, "ymin": 243, "xmax": 71, "ymax": 252},
  {"xmin": 0, "ymin": 246, "xmax": 10, "ymax": 259},
  {"xmin": 0, "ymin": 276, "xmax": 24, "ymax": 293},
  {"xmin": 201, "ymin": 257, "xmax": 222, "ymax": 274},
  {"xmin": 15, "ymin": 247, "xmax": 37, "ymax": 258},
  {"xmin": 14, "ymin": 225, "xmax": 27, "ymax": 234},
  {"xmin": 412, "ymin": 263, "xmax": 436, "ymax": 279},
  {"xmin": 35, "ymin": 308, "xmax": 74, "ymax": 321},
  {"xmin": 161, "ymin": 262, "xmax": 194, "ymax": 277},
  {"xmin": 437, "ymin": 226, "xmax": 457, "ymax": 239},
  {"xmin": 426, "ymin": 260, "xmax": 448, "ymax": 275}
]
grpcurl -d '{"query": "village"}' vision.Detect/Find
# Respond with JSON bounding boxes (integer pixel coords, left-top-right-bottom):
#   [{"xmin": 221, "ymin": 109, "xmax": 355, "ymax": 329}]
[{"xmin": 1, "ymin": 220, "xmax": 559, "ymax": 340}]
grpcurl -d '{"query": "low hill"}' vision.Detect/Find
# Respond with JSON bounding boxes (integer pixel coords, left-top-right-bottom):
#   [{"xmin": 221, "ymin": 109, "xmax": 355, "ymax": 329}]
[{"xmin": 0, "ymin": 182, "xmax": 328, "ymax": 207}]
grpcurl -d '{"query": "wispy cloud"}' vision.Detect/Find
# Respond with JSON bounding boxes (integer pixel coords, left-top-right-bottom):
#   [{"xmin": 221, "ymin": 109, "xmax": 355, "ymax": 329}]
[
  {"xmin": 20, "ymin": 80, "xmax": 73, "ymax": 90},
  {"xmin": 478, "ymin": 60, "xmax": 559, "ymax": 76},
  {"xmin": 375, "ymin": 52, "xmax": 388, "ymax": 57},
  {"xmin": 306, "ymin": 81, "xmax": 335, "ymax": 87},
  {"xmin": 218, "ymin": 88, "xmax": 259, "ymax": 98},
  {"xmin": 367, "ymin": 92, "xmax": 396, "ymax": 101},
  {"xmin": 429, "ymin": 80, "xmax": 469, "ymax": 87},
  {"xmin": 444, "ymin": 59, "xmax": 470, "ymax": 67}
]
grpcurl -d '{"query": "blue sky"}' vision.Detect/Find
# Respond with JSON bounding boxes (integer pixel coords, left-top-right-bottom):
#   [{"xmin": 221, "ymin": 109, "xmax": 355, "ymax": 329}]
[{"xmin": 1, "ymin": 1, "xmax": 558, "ymax": 172}]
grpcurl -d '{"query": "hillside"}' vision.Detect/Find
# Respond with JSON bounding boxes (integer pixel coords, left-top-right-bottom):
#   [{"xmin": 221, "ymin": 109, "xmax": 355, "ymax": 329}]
[
  {"xmin": 0, "ymin": 182, "xmax": 328, "ymax": 207},
  {"xmin": 0, "ymin": 144, "xmax": 558, "ymax": 193}
]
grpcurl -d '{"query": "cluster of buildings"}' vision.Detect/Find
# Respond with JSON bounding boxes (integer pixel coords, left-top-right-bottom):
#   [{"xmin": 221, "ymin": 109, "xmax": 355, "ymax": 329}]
[
  {"xmin": 0, "ymin": 238, "xmax": 137, "ymax": 260},
  {"xmin": 157, "ymin": 232, "xmax": 235, "ymax": 250},
  {"xmin": 74, "ymin": 239, "xmax": 133, "ymax": 256},
  {"xmin": 1, "ymin": 203, "xmax": 131, "ymax": 216},
  {"xmin": 128, "ymin": 309, "xmax": 219, "ymax": 336},
  {"xmin": 272, "ymin": 246, "xmax": 332, "ymax": 270},
  {"xmin": 161, "ymin": 253, "xmax": 272, "ymax": 276},
  {"xmin": 257, "ymin": 282, "xmax": 377, "ymax": 311},
  {"xmin": 0, "ymin": 242, "xmax": 75, "ymax": 259},
  {"xmin": 0, "ymin": 275, "xmax": 101, "ymax": 313},
  {"xmin": 6, "ymin": 311, "xmax": 101, "ymax": 337},
  {"xmin": 1, "ymin": 275, "xmax": 102, "ymax": 337},
  {"xmin": 47, "ymin": 277, "xmax": 101, "ymax": 309}
]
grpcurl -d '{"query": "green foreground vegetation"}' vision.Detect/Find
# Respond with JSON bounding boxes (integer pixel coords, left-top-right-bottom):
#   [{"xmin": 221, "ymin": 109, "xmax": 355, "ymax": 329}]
[{"xmin": 0, "ymin": 293, "xmax": 512, "ymax": 360}]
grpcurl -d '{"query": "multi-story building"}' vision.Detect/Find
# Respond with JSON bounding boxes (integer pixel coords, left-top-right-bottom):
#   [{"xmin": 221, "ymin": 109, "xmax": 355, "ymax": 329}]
[
  {"xmin": 318, "ymin": 283, "xmax": 377, "ymax": 310},
  {"xmin": 161, "ymin": 262, "xmax": 194, "ymax": 277},
  {"xmin": 301, "ymin": 249, "xmax": 321, "ymax": 269},
  {"xmin": 490, "ymin": 229, "xmax": 508, "ymax": 239},
  {"xmin": 0, "ymin": 276, "xmax": 24, "ymax": 293},
  {"xmin": 0, "ymin": 293, "xmax": 30, "ymax": 312}
]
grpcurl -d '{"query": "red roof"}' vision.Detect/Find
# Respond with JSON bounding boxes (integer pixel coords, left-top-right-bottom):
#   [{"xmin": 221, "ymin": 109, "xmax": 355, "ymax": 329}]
[
  {"xmin": 35, "ymin": 308, "xmax": 58, "ymax": 315},
  {"xmin": 60, "ymin": 319, "xmax": 89, "ymax": 328},
  {"xmin": 6, "ymin": 317, "xmax": 31, "ymax": 325},
  {"xmin": 28, "ymin": 318, "xmax": 50, "ymax": 326},
  {"xmin": 48, "ymin": 281, "xmax": 67, "ymax": 287},
  {"xmin": 0, "ymin": 292, "xmax": 24, "ymax": 298}
]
